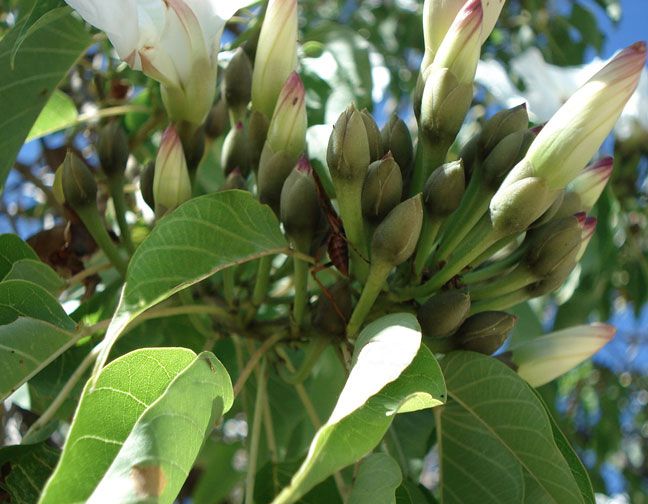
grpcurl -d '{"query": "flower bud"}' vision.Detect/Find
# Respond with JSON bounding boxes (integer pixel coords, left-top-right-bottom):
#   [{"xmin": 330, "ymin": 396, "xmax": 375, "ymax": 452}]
[
  {"xmin": 60, "ymin": 151, "xmax": 98, "ymax": 211},
  {"xmin": 219, "ymin": 168, "xmax": 248, "ymax": 192},
  {"xmin": 511, "ymin": 323, "xmax": 615, "ymax": 387},
  {"xmin": 568, "ymin": 156, "xmax": 614, "ymax": 211},
  {"xmin": 223, "ymin": 47, "xmax": 253, "ymax": 119},
  {"xmin": 280, "ymin": 157, "xmax": 323, "ymax": 250},
  {"xmin": 153, "ymin": 125, "xmax": 192, "ymax": 218},
  {"xmin": 380, "ymin": 114, "xmax": 414, "ymax": 178},
  {"xmin": 362, "ymin": 154, "xmax": 403, "ymax": 223},
  {"xmin": 252, "ymin": 0, "xmax": 299, "ymax": 118},
  {"xmin": 360, "ymin": 109, "xmax": 383, "ymax": 162},
  {"xmin": 423, "ymin": 159, "xmax": 465, "ymax": 217},
  {"xmin": 489, "ymin": 174, "xmax": 553, "ymax": 235},
  {"xmin": 97, "ymin": 121, "xmax": 129, "ymax": 179},
  {"xmin": 455, "ymin": 311, "xmax": 517, "ymax": 354},
  {"xmin": 205, "ymin": 98, "xmax": 229, "ymax": 140},
  {"xmin": 249, "ymin": 110, "xmax": 270, "ymax": 170},
  {"xmin": 524, "ymin": 42, "xmax": 646, "ymax": 190},
  {"xmin": 482, "ymin": 130, "xmax": 535, "ymax": 188},
  {"xmin": 417, "ymin": 290, "xmax": 471, "ymax": 339},
  {"xmin": 480, "ymin": 103, "xmax": 529, "ymax": 156},
  {"xmin": 221, "ymin": 122, "xmax": 251, "ymax": 177},
  {"xmin": 313, "ymin": 280, "xmax": 353, "ymax": 335},
  {"xmin": 327, "ymin": 104, "xmax": 371, "ymax": 183},
  {"xmin": 257, "ymin": 150, "xmax": 294, "ymax": 213},
  {"xmin": 525, "ymin": 263, "xmax": 577, "ymax": 297},
  {"xmin": 371, "ymin": 194, "xmax": 424, "ymax": 267},
  {"xmin": 183, "ymin": 126, "xmax": 206, "ymax": 174},
  {"xmin": 421, "ymin": 0, "xmax": 465, "ymax": 72},
  {"xmin": 263, "ymin": 72, "xmax": 307, "ymax": 162},
  {"xmin": 140, "ymin": 161, "xmax": 155, "ymax": 211},
  {"xmin": 576, "ymin": 216, "xmax": 597, "ymax": 261},
  {"xmin": 524, "ymin": 215, "xmax": 585, "ymax": 278}
]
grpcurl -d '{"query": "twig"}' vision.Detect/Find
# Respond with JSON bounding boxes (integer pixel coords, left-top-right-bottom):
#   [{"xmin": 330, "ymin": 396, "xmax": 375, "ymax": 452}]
[
  {"xmin": 233, "ymin": 333, "xmax": 285, "ymax": 396},
  {"xmin": 245, "ymin": 358, "xmax": 267, "ymax": 504},
  {"xmin": 66, "ymin": 261, "xmax": 112, "ymax": 287}
]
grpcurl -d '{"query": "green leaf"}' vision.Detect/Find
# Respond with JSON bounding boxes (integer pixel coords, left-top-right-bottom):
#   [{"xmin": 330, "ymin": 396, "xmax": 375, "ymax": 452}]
[
  {"xmin": 273, "ymin": 314, "xmax": 446, "ymax": 504},
  {"xmin": 26, "ymin": 89, "xmax": 78, "ymax": 141},
  {"xmin": 0, "ymin": 233, "xmax": 39, "ymax": 278},
  {"xmin": 39, "ymin": 348, "xmax": 233, "ymax": 504},
  {"xmin": 395, "ymin": 480, "xmax": 437, "ymax": 504},
  {"xmin": 0, "ymin": 442, "xmax": 60, "ymax": 504},
  {"xmin": 98, "ymin": 191, "xmax": 287, "ymax": 368},
  {"xmin": 10, "ymin": 2, "xmax": 69, "ymax": 67},
  {"xmin": 0, "ymin": 279, "xmax": 73, "ymax": 328},
  {"xmin": 3, "ymin": 258, "xmax": 65, "ymax": 294},
  {"xmin": 438, "ymin": 352, "xmax": 584, "ymax": 504},
  {"xmin": 0, "ymin": 12, "xmax": 90, "ymax": 190},
  {"xmin": 349, "ymin": 453, "xmax": 402, "ymax": 504}
]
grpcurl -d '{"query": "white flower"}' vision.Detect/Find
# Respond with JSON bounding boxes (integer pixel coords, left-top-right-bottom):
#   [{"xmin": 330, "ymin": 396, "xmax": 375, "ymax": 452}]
[{"xmin": 66, "ymin": 0, "xmax": 254, "ymax": 124}]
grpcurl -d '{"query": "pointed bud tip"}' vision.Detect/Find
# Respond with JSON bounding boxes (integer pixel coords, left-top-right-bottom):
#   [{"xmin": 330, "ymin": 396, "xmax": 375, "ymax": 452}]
[
  {"xmin": 162, "ymin": 125, "xmax": 180, "ymax": 145},
  {"xmin": 592, "ymin": 323, "xmax": 616, "ymax": 340},
  {"xmin": 296, "ymin": 155, "xmax": 312, "ymax": 174},
  {"xmin": 382, "ymin": 150, "xmax": 395, "ymax": 161},
  {"xmin": 582, "ymin": 216, "xmax": 597, "ymax": 236},
  {"xmin": 575, "ymin": 212, "xmax": 587, "ymax": 225},
  {"xmin": 235, "ymin": 121, "xmax": 244, "ymax": 131},
  {"xmin": 588, "ymin": 156, "xmax": 614, "ymax": 178}
]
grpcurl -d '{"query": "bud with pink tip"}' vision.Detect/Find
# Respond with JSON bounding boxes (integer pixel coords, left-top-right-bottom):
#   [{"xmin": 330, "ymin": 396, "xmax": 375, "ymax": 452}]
[
  {"xmin": 511, "ymin": 323, "xmax": 615, "ymax": 387},
  {"xmin": 252, "ymin": 0, "xmax": 299, "ymax": 118},
  {"xmin": 153, "ymin": 125, "xmax": 192, "ymax": 217},
  {"xmin": 570, "ymin": 157, "xmax": 614, "ymax": 210}
]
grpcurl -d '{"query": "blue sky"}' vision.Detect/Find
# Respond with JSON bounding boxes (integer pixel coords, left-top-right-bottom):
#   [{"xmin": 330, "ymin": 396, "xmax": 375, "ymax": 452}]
[{"xmin": 590, "ymin": 0, "xmax": 648, "ymax": 58}]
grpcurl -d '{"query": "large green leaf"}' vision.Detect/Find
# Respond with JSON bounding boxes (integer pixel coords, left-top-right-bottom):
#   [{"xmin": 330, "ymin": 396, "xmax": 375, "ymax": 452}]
[
  {"xmin": 273, "ymin": 314, "xmax": 446, "ymax": 504},
  {"xmin": 0, "ymin": 12, "xmax": 91, "ymax": 190},
  {"xmin": 438, "ymin": 352, "xmax": 584, "ymax": 504},
  {"xmin": 349, "ymin": 453, "xmax": 402, "ymax": 504},
  {"xmin": 0, "ymin": 279, "xmax": 77, "ymax": 399},
  {"xmin": 0, "ymin": 233, "xmax": 39, "ymax": 278},
  {"xmin": 3, "ymin": 258, "xmax": 65, "ymax": 294},
  {"xmin": 26, "ymin": 89, "xmax": 78, "ymax": 141},
  {"xmin": 97, "ymin": 191, "xmax": 287, "ymax": 368},
  {"xmin": 0, "ymin": 442, "xmax": 60, "ymax": 504},
  {"xmin": 39, "ymin": 347, "xmax": 233, "ymax": 504}
]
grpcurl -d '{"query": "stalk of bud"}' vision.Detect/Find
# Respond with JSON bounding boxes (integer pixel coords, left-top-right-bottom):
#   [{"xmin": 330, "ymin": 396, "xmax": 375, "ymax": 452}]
[
  {"xmin": 153, "ymin": 125, "xmax": 192, "ymax": 218},
  {"xmin": 258, "ymin": 73, "xmax": 307, "ymax": 213},
  {"xmin": 252, "ymin": 0, "xmax": 299, "ymax": 118},
  {"xmin": 511, "ymin": 324, "xmax": 615, "ymax": 387}
]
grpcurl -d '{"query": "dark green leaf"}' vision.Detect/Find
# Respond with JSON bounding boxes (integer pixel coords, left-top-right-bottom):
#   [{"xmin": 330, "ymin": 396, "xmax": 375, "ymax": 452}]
[
  {"xmin": 0, "ymin": 233, "xmax": 39, "ymax": 278},
  {"xmin": 349, "ymin": 453, "xmax": 402, "ymax": 504},
  {"xmin": 0, "ymin": 442, "xmax": 60, "ymax": 503}
]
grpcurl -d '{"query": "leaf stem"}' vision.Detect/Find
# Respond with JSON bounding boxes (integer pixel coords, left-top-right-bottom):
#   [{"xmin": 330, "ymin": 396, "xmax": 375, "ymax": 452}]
[
  {"xmin": 76, "ymin": 207, "xmax": 128, "ymax": 277},
  {"xmin": 233, "ymin": 332, "xmax": 284, "ymax": 396},
  {"xmin": 245, "ymin": 358, "xmax": 267, "ymax": 504},
  {"xmin": 346, "ymin": 261, "xmax": 392, "ymax": 338},
  {"xmin": 252, "ymin": 255, "xmax": 273, "ymax": 306},
  {"xmin": 292, "ymin": 256, "xmax": 309, "ymax": 328}
]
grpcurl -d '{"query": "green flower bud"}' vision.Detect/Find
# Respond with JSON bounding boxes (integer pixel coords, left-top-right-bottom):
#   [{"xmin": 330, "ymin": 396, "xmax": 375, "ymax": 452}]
[
  {"xmin": 371, "ymin": 194, "xmax": 424, "ymax": 267},
  {"xmin": 455, "ymin": 311, "xmax": 517, "ymax": 354},
  {"xmin": 524, "ymin": 215, "xmax": 584, "ymax": 278},
  {"xmin": 568, "ymin": 156, "xmax": 614, "ymax": 211},
  {"xmin": 221, "ymin": 122, "xmax": 250, "ymax": 177},
  {"xmin": 280, "ymin": 157, "xmax": 323, "ymax": 250},
  {"xmin": 313, "ymin": 280, "xmax": 353, "ymax": 335},
  {"xmin": 60, "ymin": 151, "xmax": 97, "ymax": 211},
  {"xmin": 257, "ymin": 150, "xmax": 294, "ymax": 213},
  {"xmin": 140, "ymin": 161, "xmax": 155, "ymax": 211},
  {"xmin": 459, "ymin": 132, "xmax": 480, "ymax": 180},
  {"xmin": 479, "ymin": 104, "xmax": 529, "ymax": 156},
  {"xmin": 360, "ymin": 109, "xmax": 383, "ymax": 162},
  {"xmin": 423, "ymin": 159, "xmax": 465, "ymax": 217},
  {"xmin": 183, "ymin": 126, "xmax": 206, "ymax": 174},
  {"xmin": 362, "ymin": 154, "xmax": 403, "ymax": 223},
  {"xmin": 219, "ymin": 168, "xmax": 247, "ymax": 192},
  {"xmin": 417, "ymin": 290, "xmax": 471, "ymax": 339},
  {"xmin": 153, "ymin": 125, "xmax": 192, "ymax": 218},
  {"xmin": 534, "ymin": 190, "xmax": 565, "ymax": 226},
  {"xmin": 249, "ymin": 109, "xmax": 270, "ymax": 171},
  {"xmin": 327, "ymin": 104, "xmax": 371, "ymax": 182},
  {"xmin": 525, "ymin": 264, "xmax": 576, "ymax": 297},
  {"xmin": 489, "ymin": 174, "xmax": 553, "ymax": 235},
  {"xmin": 223, "ymin": 48, "xmax": 253, "ymax": 118},
  {"xmin": 204, "ymin": 98, "xmax": 229, "ymax": 139},
  {"xmin": 97, "ymin": 121, "xmax": 129, "ymax": 179},
  {"xmin": 482, "ymin": 130, "xmax": 535, "ymax": 188},
  {"xmin": 380, "ymin": 114, "xmax": 414, "ymax": 178}
]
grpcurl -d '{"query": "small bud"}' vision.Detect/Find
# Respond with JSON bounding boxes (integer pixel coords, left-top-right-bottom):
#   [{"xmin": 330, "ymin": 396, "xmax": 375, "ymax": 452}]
[
  {"xmin": 455, "ymin": 311, "xmax": 517, "ymax": 355},
  {"xmin": 380, "ymin": 114, "xmax": 414, "ymax": 178},
  {"xmin": 576, "ymin": 216, "xmax": 597, "ymax": 261},
  {"xmin": 525, "ymin": 263, "xmax": 577, "ymax": 297},
  {"xmin": 153, "ymin": 125, "xmax": 192, "ymax": 218},
  {"xmin": 249, "ymin": 110, "xmax": 270, "ymax": 170},
  {"xmin": 371, "ymin": 194, "xmax": 424, "ymax": 267},
  {"xmin": 97, "ymin": 121, "xmax": 129, "ymax": 179},
  {"xmin": 60, "ymin": 151, "xmax": 97, "ymax": 211},
  {"xmin": 264, "ymin": 72, "xmax": 307, "ymax": 162},
  {"xmin": 313, "ymin": 280, "xmax": 353, "ymax": 335},
  {"xmin": 257, "ymin": 150, "xmax": 295, "ymax": 213},
  {"xmin": 362, "ymin": 154, "xmax": 403, "ymax": 223},
  {"xmin": 525, "ymin": 42, "xmax": 646, "ymax": 190},
  {"xmin": 140, "ymin": 161, "xmax": 155, "ymax": 211},
  {"xmin": 482, "ymin": 130, "xmax": 534, "ymax": 188},
  {"xmin": 489, "ymin": 175, "xmax": 553, "ymax": 235},
  {"xmin": 568, "ymin": 156, "xmax": 614, "ymax": 211},
  {"xmin": 223, "ymin": 48, "xmax": 253, "ymax": 118},
  {"xmin": 360, "ymin": 109, "xmax": 383, "ymax": 162},
  {"xmin": 327, "ymin": 104, "xmax": 371, "ymax": 183},
  {"xmin": 280, "ymin": 157, "xmax": 323, "ymax": 250},
  {"xmin": 417, "ymin": 290, "xmax": 471, "ymax": 339},
  {"xmin": 252, "ymin": 0, "xmax": 299, "ymax": 118},
  {"xmin": 221, "ymin": 122, "xmax": 251, "ymax": 177},
  {"xmin": 524, "ymin": 215, "xmax": 584, "ymax": 278},
  {"xmin": 219, "ymin": 168, "xmax": 247, "ymax": 192},
  {"xmin": 423, "ymin": 160, "xmax": 465, "ymax": 217},
  {"xmin": 205, "ymin": 99, "xmax": 229, "ymax": 139},
  {"xmin": 511, "ymin": 323, "xmax": 615, "ymax": 387},
  {"xmin": 183, "ymin": 126, "xmax": 206, "ymax": 173},
  {"xmin": 480, "ymin": 104, "xmax": 529, "ymax": 156}
]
